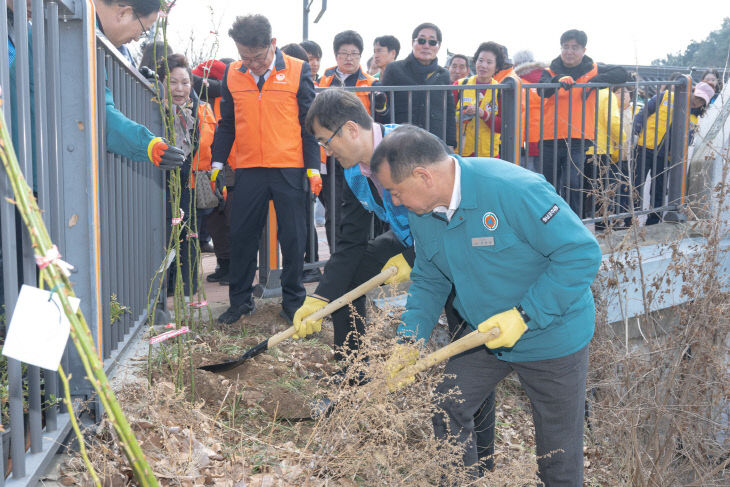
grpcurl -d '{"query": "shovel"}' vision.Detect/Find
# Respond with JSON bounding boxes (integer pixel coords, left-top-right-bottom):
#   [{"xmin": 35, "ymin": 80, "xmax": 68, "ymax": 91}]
[
  {"xmin": 388, "ymin": 327, "xmax": 501, "ymax": 391},
  {"xmin": 199, "ymin": 265, "xmax": 399, "ymax": 372}
]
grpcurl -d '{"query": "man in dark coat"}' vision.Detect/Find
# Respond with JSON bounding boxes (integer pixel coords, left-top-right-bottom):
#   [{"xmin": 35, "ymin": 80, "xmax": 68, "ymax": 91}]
[{"xmin": 377, "ymin": 22, "xmax": 456, "ymax": 148}]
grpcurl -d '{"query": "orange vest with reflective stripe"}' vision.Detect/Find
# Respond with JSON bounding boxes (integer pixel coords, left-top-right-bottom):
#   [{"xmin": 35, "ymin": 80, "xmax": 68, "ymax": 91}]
[
  {"xmin": 318, "ymin": 66, "xmax": 377, "ymax": 114},
  {"xmin": 542, "ymin": 64, "xmax": 598, "ymax": 140},
  {"xmin": 189, "ymin": 102, "xmax": 216, "ymax": 187},
  {"xmin": 226, "ymin": 56, "xmax": 305, "ymax": 169}
]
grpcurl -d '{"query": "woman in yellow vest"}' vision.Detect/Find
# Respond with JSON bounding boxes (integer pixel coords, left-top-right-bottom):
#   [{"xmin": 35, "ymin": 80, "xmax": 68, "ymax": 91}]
[
  {"xmin": 632, "ymin": 80, "xmax": 712, "ymax": 225},
  {"xmin": 456, "ymin": 42, "xmax": 503, "ymax": 157}
]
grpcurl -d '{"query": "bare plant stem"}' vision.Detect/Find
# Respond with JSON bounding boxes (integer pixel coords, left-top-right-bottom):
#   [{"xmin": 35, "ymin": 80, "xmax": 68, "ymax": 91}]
[
  {"xmin": 0, "ymin": 98, "xmax": 159, "ymax": 486},
  {"xmin": 58, "ymin": 366, "xmax": 101, "ymax": 487}
]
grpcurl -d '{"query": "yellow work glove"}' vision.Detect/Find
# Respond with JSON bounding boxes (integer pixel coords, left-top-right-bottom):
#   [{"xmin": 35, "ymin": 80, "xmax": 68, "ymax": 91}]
[
  {"xmin": 382, "ymin": 253, "xmax": 411, "ymax": 285},
  {"xmin": 384, "ymin": 342, "xmax": 420, "ymax": 392},
  {"xmin": 292, "ymin": 296, "xmax": 328, "ymax": 339},
  {"xmin": 477, "ymin": 307, "xmax": 528, "ymax": 349}
]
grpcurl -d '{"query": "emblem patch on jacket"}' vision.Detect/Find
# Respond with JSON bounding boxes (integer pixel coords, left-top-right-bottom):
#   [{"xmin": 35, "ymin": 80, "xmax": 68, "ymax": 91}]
[
  {"xmin": 275, "ymin": 73, "xmax": 286, "ymax": 81},
  {"xmin": 482, "ymin": 212, "xmax": 498, "ymax": 231},
  {"xmin": 541, "ymin": 204, "xmax": 560, "ymax": 224}
]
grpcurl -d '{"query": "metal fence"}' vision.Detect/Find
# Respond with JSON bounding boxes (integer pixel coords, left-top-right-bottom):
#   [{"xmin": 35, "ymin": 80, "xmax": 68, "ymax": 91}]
[
  {"xmin": 0, "ymin": 0, "xmax": 165, "ymax": 483},
  {"xmin": 255, "ymin": 76, "xmax": 693, "ymax": 296}
]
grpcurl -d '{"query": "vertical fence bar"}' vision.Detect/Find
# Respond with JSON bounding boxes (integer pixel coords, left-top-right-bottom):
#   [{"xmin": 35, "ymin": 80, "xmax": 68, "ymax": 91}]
[
  {"xmin": 25, "ymin": 0, "xmax": 51, "ymax": 456},
  {"xmin": 424, "ymin": 87, "xmax": 430, "ymax": 132},
  {"xmin": 43, "ymin": 0, "xmax": 62, "ymax": 432},
  {"xmin": 500, "ymin": 77, "xmax": 520, "ymax": 164},
  {"xmin": 441, "ymin": 86, "xmax": 447, "ymax": 144},
  {"xmin": 9, "ymin": 0, "xmax": 32, "ymax": 477},
  {"xmin": 665, "ymin": 76, "xmax": 691, "ymax": 222},
  {"xmin": 98, "ymin": 47, "xmax": 113, "ymax": 359}
]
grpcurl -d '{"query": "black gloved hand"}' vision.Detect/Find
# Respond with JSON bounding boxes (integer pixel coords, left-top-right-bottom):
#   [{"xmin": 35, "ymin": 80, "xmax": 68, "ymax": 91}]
[
  {"xmin": 373, "ymin": 91, "xmax": 388, "ymax": 113},
  {"xmin": 139, "ymin": 66, "xmax": 158, "ymax": 82},
  {"xmin": 558, "ymin": 75, "xmax": 575, "ymax": 91}
]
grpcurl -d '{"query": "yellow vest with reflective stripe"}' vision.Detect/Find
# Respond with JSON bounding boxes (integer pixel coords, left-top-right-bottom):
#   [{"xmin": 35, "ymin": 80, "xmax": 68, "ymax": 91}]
[
  {"xmin": 456, "ymin": 76, "xmax": 501, "ymax": 157},
  {"xmin": 639, "ymin": 90, "xmax": 673, "ymax": 150}
]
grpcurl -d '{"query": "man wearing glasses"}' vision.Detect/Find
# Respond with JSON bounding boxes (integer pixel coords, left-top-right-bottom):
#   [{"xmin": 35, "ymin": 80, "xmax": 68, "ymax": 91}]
[
  {"xmin": 378, "ymin": 22, "xmax": 456, "ymax": 149},
  {"xmin": 316, "ymin": 30, "xmax": 382, "ymax": 263},
  {"xmin": 210, "ymin": 14, "xmax": 320, "ymax": 325},
  {"xmin": 536, "ymin": 29, "xmax": 628, "ymax": 218},
  {"xmin": 291, "ymin": 88, "xmax": 413, "ymax": 371},
  {"xmin": 92, "ymin": 0, "xmax": 184, "ymax": 169}
]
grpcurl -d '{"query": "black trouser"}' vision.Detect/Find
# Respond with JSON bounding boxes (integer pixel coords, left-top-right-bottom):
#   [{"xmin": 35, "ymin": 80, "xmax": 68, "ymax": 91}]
[
  {"xmin": 304, "ymin": 191, "xmax": 319, "ymax": 264},
  {"xmin": 331, "ymin": 230, "xmax": 414, "ymax": 361},
  {"xmin": 633, "ymin": 144, "xmax": 668, "ymax": 225},
  {"xmin": 229, "ymin": 167, "xmax": 306, "ymax": 314},
  {"xmin": 540, "ymin": 139, "xmax": 590, "ymax": 217},
  {"xmin": 318, "ymin": 158, "xmax": 345, "ymax": 253},
  {"xmin": 166, "ymin": 169, "xmax": 198, "ymax": 295},
  {"xmin": 444, "ymin": 290, "xmax": 496, "ymax": 475},
  {"xmin": 207, "ymin": 186, "xmax": 233, "ymax": 261}
]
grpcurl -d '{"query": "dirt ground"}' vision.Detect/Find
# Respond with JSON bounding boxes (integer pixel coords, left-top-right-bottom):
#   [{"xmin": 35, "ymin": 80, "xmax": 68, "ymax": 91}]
[{"xmin": 52, "ymin": 288, "xmax": 617, "ymax": 486}]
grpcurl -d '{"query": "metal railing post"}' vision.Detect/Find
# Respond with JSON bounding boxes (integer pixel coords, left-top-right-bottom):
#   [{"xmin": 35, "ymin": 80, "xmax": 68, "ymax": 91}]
[
  {"xmin": 500, "ymin": 77, "xmax": 521, "ymax": 164},
  {"xmin": 665, "ymin": 75, "xmax": 691, "ymax": 222}
]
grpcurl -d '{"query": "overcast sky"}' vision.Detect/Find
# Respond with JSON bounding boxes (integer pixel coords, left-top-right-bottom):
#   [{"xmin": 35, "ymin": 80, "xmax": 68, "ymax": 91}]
[{"xmin": 155, "ymin": 0, "xmax": 729, "ymax": 70}]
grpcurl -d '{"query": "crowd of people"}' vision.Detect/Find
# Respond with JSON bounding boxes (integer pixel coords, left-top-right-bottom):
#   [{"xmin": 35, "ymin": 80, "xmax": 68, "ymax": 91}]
[{"xmin": 4, "ymin": 2, "xmax": 727, "ymax": 485}]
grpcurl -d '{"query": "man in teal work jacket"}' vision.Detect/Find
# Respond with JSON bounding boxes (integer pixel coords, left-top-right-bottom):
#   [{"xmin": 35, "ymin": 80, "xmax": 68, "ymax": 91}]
[{"xmin": 372, "ymin": 125, "xmax": 602, "ymax": 486}]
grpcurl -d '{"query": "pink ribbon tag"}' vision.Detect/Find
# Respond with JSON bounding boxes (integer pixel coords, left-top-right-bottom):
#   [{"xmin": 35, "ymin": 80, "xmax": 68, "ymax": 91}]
[
  {"xmin": 171, "ymin": 208, "xmax": 185, "ymax": 225},
  {"xmin": 164, "ymin": 323, "xmax": 176, "ymax": 329},
  {"xmin": 186, "ymin": 233, "xmax": 198, "ymax": 240},
  {"xmin": 188, "ymin": 300, "xmax": 208, "ymax": 308},
  {"xmin": 34, "ymin": 245, "xmax": 75, "ymax": 277},
  {"xmin": 150, "ymin": 326, "xmax": 190, "ymax": 345}
]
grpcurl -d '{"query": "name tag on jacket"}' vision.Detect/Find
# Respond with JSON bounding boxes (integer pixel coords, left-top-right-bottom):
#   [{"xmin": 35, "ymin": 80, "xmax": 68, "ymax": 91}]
[{"xmin": 472, "ymin": 237, "xmax": 494, "ymax": 247}]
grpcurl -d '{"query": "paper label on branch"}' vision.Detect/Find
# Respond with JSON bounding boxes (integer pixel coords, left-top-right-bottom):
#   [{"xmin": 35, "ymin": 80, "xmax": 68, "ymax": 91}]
[
  {"xmin": 158, "ymin": 249, "xmax": 176, "ymax": 273},
  {"xmin": 2, "ymin": 285, "xmax": 80, "ymax": 370}
]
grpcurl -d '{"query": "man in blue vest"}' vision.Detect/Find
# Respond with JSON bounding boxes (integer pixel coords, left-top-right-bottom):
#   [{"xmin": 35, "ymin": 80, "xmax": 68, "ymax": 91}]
[
  {"xmin": 373, "ymin": 125, "xmax": 602, "ymax": 485},
  {"xmin": 292, "ymin": 89, "xmax": 413, "ymax": 361}
]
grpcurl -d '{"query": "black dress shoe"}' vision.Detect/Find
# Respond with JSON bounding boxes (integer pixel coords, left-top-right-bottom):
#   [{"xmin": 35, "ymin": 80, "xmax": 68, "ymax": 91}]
[
  {"xmin": 200, "ymin": 239, "xmax": 215, "ymax": 253},
  {"xmin": 207, "ymin": 259, "xmax": 229, "ymax": 282},
  {"xmin": 217, "ymin": 300, "xmax": 256, "ymax": 324},
  {"xmin": 302, "ymin": 268, "xmax": 322, "ymax": 283}
]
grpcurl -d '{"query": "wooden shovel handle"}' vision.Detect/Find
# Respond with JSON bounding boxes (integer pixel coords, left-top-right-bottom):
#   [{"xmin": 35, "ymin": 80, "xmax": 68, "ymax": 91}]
[
  {"xmin": 266, "ymin": 265, "xmax": 399, "ymax": 349},
  {"xmin": 391, "ymin": 327, "xmax": 501, "ymax": 385}
]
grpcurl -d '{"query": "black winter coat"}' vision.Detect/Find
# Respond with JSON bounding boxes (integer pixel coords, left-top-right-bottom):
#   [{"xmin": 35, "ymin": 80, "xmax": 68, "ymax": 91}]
[{"xmin": 378, "ymin": 54, "xmax": 457, "ymax": 147}]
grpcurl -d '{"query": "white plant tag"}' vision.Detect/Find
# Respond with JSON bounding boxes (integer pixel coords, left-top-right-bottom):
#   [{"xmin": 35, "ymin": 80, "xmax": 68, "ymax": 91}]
[{"xmin": 2, "ymin": 285, "xmax": 80, "ymax": 370}]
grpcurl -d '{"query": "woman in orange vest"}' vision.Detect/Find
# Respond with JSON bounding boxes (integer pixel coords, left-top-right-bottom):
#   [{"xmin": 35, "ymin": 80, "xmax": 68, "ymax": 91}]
[{"xmin": 159, "ymin": 53, "xmax": 218, "ymax": 295}]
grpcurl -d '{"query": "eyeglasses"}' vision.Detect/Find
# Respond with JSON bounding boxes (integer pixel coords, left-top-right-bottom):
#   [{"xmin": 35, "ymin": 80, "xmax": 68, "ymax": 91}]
[
  {"xmin": 318, "ymin": 123, "xmax": 345, "ymax": 150},
  {"xmin": 415, "ymin": 38, "xmax": 439, "ymax": 47},
  {"xmin": 241, "ymin": 45, "xmax": 272, "ymax": 64},
  {"xmin": 134, "ymin": 11, "xmax": 153, "ymax": 38},
  {"xmin": 336, "ymin": 51, "xmax": 361, "ymax": 59}
]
